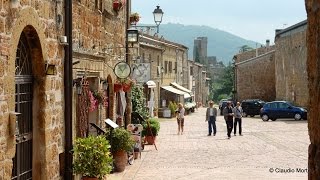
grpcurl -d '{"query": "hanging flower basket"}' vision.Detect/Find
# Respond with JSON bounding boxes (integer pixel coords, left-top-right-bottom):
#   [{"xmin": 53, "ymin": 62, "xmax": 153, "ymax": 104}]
[
  {"xmin": 122, "ymin": 83, "xmax": 131, "ymax": 92},
  {"xmin": 130, "ymin": 13, "xmax": 140, "ymax": 24},
  {"xmin": 114, "ymin": 83, "xmax": 122, "ymax": 92},
  {"xmin": 113, "ymin": 0, "xmax": 123, "ymax": 12}
]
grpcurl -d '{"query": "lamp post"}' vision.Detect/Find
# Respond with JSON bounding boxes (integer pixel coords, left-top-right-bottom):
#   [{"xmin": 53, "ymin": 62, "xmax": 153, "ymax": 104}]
[
  {"xmin": 134, "ymin": 5, "xmax": 164, "ymax": 33},
  {"xmin": 153, "ymin": 5, "xmax": 164, "ymax": 33}
]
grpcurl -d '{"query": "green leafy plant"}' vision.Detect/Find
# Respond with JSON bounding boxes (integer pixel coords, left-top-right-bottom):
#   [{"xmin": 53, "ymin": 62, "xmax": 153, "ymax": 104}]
[
  {"xmin": 73, "ymin": 135, "xmax": 113, "ymax": 178},
  {"xmin": 168, "ymin": 101, "xmax": 178, "ymax": 115},
  {"xmin": 109, "ymin": 128, "xmax": 135, "ymax": 153},
  {"xmin": 131, "ymin": 84, "xmax": 149, "ymax": 119},
  {"xmin": 142, "ymin": 118, "xmax": 160, "ymax": 137}
]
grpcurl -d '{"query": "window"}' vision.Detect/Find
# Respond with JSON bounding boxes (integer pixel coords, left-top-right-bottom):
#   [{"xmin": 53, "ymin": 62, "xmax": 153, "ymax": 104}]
[
  {"xmin": 270, "ymin": 103, "xmax": 277, "ymax": 109},
  {"xmin": 278, "ymin": 102, "xmax": 290, "ymax": 109},
  {"xmin": 142, "ymin": 53, "xmax": 145, "ymax": 63},
  {"xmin": 169, "ymin": 62, "xmax": 172, "ymax": 73},
  {"xmin": 157, "ymin": 55, "xmax": 160, "ymax": 66},
  {"xmin": 164, "ymin": 61, "xmax": 168, "ymax": 73},
  {"xmin": 149, "ymin": 54, "xmax": 152, "ymax": 62},
  {"xmin": 190, "ymin": 67, "xmax": 194, "ymax": 76},
  {"xmin": 175, "ymin": 62, "xmax": 177, "ymax": 73}
]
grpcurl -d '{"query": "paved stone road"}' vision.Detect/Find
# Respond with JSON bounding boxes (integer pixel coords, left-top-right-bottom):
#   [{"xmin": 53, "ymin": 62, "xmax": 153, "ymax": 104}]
[{"xmin": 108, "ymin": 107, "xmax": 309, "ymax": 180}]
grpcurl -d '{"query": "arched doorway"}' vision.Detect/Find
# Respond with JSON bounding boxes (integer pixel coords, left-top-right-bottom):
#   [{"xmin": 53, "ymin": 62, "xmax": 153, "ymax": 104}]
[
  {"xmin": 12, "ymin": 26, "xmax": 45, "ymax": 180},
  {"xmin": 12, "ymin": 29, "xmax": 33, "ymax": 180}
]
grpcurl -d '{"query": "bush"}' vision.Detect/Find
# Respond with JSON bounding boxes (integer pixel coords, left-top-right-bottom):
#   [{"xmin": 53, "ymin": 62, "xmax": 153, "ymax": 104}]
[
  {"xmin": 168, "ymin": 101, "xmax": 178, "ymax": 115},
  {"xmin": 73, "ymin": 135, "xmax": 113, "ymax": 178},
  {"xmin": 131, "ymin": 85, "xmax": 149, "ymax": 119},
  {"xmin": 109, "ymin": 128, "xmax": 135, "ymax": 153},
  {"xmin": 142, "ymin": 118, "xmax": 160, "ymax": 137}
]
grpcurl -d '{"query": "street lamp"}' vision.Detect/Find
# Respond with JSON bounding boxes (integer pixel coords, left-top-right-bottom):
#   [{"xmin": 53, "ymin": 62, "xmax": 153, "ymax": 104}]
[
  {"xmin": 134, "ymin": 5, "xmax": 164, "ymax": 33},
  {"xmin": 153, "ymin": 5, "xmax": 164, "ymax": 33}
]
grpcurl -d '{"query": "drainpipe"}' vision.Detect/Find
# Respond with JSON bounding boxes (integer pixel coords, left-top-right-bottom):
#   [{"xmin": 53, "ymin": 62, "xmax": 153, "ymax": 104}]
[
  {"xmin": 64, "ymin": 0, "xmax": 73, "ymax": 179},
  {"xmin": 125, "ymin": 0, "xmax": 131, "ymax": 127}
]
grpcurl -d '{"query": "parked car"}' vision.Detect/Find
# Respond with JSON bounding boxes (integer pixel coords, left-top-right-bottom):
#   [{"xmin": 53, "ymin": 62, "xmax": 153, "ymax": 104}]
[
  {"xmin": 241, "ymin": 99, "xmax": 265, "ymax": 117},
  {"xmin": 260, "ymin": 101, "xmax": 307, "ymax": 121}
]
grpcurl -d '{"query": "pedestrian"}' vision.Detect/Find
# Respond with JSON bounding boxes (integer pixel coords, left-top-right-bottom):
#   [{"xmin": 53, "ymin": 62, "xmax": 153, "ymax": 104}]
[
  {"xmin": 176, "ymin": 103, "xmax": 185, "ymax": 135},
  {"xmin": 206, "ymin": 101, "xmax": 217, "ymax": 136},
  {"xmin": 233, "ymin": 102, "xmax": 243, "ymax": 136},
  {"xmin": 223, "ymin": 101, "xmax": 234, "ymax": 139}
]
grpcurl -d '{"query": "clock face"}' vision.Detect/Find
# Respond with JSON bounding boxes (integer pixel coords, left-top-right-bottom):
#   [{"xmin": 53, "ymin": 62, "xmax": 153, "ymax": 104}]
[{"xmin": 114, "ymin": 62, "xmax": 131, "ymax": 79}]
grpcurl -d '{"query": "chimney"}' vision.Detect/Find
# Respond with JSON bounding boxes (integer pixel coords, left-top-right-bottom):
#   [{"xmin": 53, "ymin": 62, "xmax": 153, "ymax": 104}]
[{"xmin": 266, "ymin": 39, "xmax": 270, "ymax": 48}]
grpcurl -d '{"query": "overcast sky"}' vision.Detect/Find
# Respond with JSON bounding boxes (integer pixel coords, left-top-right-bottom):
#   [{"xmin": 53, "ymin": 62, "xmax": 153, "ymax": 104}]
[{"xmin": 131, "ymin": 0, "xmax": 307, "ymax": 44}]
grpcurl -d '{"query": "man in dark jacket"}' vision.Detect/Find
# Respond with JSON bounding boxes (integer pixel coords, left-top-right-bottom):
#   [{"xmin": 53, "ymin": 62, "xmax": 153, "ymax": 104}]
[{"xmin": 223, "ymin": 101, "xmax": 234, "ymax": 139}]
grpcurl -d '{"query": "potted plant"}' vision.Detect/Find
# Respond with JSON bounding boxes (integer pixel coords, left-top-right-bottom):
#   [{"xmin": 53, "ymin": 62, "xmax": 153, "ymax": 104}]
[
  {"xmin": 168, "ymin": 101, "xmax": 178, "ymax": 118},
  {"xmin": 130, "ymin": 12, "xmax": 140, "ymax": 24},
  {"xmin": 142, "ymin": 118, "xmax": 160, "ymax": 145},
  {"xmin": 109, "ymin": 128, "xmax": 135, "ymax": 172},
  {"xmin": 73, "ymin": 135, "xmax": 113, "ymax": 180}
]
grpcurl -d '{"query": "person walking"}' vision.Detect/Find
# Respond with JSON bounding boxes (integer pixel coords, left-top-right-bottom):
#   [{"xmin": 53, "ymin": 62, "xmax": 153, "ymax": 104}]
[
  {"xmin": 233, "ymin": 102, "xmax": 243, "ymax": 136},
  {"xmin": 176, "ymin": 103, "xmax": 185, "ymax": 135},
  {"xmin": 206, "ymin": 101, "xmax": 217, "ymax": 136},
  {"xmin": 223, "ymin": 101, "xmax": 234, "ymax": 139}
]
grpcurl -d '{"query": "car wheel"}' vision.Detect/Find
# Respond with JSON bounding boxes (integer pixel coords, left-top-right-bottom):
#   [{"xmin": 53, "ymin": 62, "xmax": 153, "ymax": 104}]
[
  {"xmin": 294, "ymin": 113, "xmax": 302, "ymax": 120},
  {"xmin": 243, "ymin": 112, "xmax": 248, "ymax": 117},
  {"xmin": 261, "ymin": 114, "xmax": 269, "ymax": 121},
  {"xmin": 250, "ymin": 115, "xmax": 255, "ymax": 117},
  {"xmin": 271, "ymin": 118, "xmax": 277, "ymax": 121}
]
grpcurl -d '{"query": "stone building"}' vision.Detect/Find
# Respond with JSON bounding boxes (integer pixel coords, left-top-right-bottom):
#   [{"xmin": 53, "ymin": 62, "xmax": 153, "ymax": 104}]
[
  {"xmin": 190, "ymin": 61, "xmax": 208, "ymax": 105},
  {"xmin": 0, "ymin": 0, "xmax": 127, "ymax": 179},
  {"xmin": 233, "ymin": 44, "xmax": 276, "ymax": 102},
  {"xmin": 274, "ymin": 20, "xmax": 308, "ymax": 107},
  {"xmin": 134, "ymin": 33, "xmax": 189, "ymax": 115}
]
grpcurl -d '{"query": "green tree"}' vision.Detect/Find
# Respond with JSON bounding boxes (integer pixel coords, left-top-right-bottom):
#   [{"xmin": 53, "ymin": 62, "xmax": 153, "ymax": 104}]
[
  {"xmin": 209, "ymin": 63, "xmax": 234, "ymax": 102},
  {"xmin": 239, "ymin": 45, "xmax": 254, "ymax": 53}
]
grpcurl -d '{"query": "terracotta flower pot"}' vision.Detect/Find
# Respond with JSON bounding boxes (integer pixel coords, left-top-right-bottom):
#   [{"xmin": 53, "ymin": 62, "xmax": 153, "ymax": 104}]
[
  {"xmin": 82, "ymin": 177, "xmax": 98, "ymax": 180},
  {"xmin": 113, "ymin": 0, "xmax": 122, "ymax": 11},
  {"xmin": 113, "ymin": 150, "xmax": 127, "ymax": 172},
  {"xmin": 145, "ymin": 135, "xmax": 156, "ymax": 145}
]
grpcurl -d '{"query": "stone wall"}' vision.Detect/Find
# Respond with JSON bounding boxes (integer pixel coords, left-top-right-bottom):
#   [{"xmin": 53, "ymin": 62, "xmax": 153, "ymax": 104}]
[
  {"xmin": 235, "ymin": 51, "xmax": 276, "ymax": 102},
  {"xmin": 275, "ymin": 26, "xmax": 308, "ymax": 107},
  {"xmin": 0, "ymin": 0, "xmax": 127, "ymax": 179},
  {"xmin": 0, "ymin": 1, "xmax": 65, "ymax": 179}
]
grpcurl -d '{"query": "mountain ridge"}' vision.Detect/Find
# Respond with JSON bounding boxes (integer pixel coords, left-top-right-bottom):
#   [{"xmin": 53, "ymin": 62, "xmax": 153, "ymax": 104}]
[{"xmin": 153, "ymin": 23, "xmax": 260, "ymax": 65}]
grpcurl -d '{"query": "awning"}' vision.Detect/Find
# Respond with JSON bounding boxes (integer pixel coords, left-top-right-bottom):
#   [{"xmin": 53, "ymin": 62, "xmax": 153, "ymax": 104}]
[
  {"xmin": 161, "ymin": 86, "xmax": 191, "ymax": 99},
  {"xmin": 145, "ymin": 80, "xmax": 156, "ymax": 88},
  {"xmin": 170, "ymin": 82, "xmax": 192, "ymax": 93}
]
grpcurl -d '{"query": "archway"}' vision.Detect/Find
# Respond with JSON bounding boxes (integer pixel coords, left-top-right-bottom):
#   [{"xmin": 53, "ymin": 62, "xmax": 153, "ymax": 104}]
[{"xmin": 12, "ymin": 26, "xmax": 46, "ymax": 180}]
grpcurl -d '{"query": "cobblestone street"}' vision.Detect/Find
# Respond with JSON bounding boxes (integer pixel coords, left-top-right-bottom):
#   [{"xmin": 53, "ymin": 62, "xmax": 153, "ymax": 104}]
[{"xmin": 108, "ymin": 107, "xmax": 309, "ymax": 180}]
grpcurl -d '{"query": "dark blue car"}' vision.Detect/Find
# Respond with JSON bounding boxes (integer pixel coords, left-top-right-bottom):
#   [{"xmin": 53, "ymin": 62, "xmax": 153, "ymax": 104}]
[{"xmin": 260, "ymin": 101, "xmax": 307, "ymax": 121}]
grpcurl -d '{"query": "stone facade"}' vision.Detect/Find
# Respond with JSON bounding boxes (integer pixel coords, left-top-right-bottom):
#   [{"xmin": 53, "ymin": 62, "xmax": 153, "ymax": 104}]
[
  {"xmin": 234, "ymin": 46, "xmax": 276, "ymax": 102},
  {"xmin": 0, "ymin": 1, "xmax": 65, "ymax": 179},
  {"xmin": 0, "ymin": 0, "xmax": 127, "ymax": 179},
  {"xmin": 137, "ymin": 34, "xmax": 189, "ymax": 109},
  {"xmin": 275, "ymin": 20, "xmax": 308, "ymax": 107}
]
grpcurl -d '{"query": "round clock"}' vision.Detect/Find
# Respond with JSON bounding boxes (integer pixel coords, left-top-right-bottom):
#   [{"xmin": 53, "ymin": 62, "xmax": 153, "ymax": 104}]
[{"xmin": 114, "ymin": 62, "xmax": 131, "ymax": 79}]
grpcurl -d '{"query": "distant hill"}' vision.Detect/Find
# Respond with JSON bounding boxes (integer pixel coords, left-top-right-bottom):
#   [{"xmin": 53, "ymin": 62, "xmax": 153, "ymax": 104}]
[{"xmin": 155, "ymin": 23, "xmax": 259, "ymax": 65}]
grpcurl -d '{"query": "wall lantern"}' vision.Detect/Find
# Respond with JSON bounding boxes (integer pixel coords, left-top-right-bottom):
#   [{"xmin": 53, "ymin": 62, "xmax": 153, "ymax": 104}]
[
  {"xmin": 73, "ymin": 79, "xmax": 82, "ymax": 95},
  {"xmin": 101, "ymin": 80, "xmax": 108, "ymax": 90},
  {"xmin": 45, "ymin": 64, "xmax": 57, "ymax": 75},
  {"xmin": 127, "ymin": 28, "xmax": 139, "ymax": 44}
]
